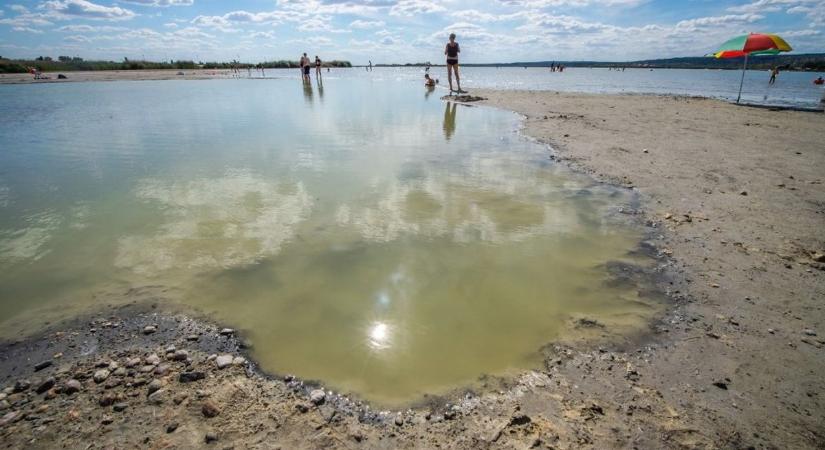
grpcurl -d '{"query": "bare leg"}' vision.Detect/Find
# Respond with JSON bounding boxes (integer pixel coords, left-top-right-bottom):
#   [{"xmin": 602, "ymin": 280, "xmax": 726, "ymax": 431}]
[
  {"xmin": 447, "ymin": 65, "xmax": 454, "ymax": 91},
  {"xmin": 454, "ymin": 65, "xmax": 461, "ymax": 91}
]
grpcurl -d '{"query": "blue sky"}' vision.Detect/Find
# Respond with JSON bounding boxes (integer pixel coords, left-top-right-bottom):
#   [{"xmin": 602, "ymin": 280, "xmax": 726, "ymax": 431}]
[{"xmin": 0, "ymin": 0, "xmax": 822, "ymax": 63}]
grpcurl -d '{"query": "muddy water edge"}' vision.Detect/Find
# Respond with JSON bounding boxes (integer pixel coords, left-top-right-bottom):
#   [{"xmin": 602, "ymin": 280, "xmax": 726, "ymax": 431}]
[{"xmin": 0, "ymin": 146, "xmax": 685, "ymax": 449}]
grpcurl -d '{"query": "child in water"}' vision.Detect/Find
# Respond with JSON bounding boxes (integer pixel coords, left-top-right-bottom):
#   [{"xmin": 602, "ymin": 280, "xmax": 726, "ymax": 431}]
[{"xmin": 424, "ymin": 73, "xmax": 437, "ymax": 87}]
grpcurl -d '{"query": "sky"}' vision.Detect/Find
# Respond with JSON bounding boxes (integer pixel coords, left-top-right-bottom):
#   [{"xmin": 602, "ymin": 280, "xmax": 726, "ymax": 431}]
[{"xmin": 0, "ymin": 0, "xmax": 823, "ymax": 64}]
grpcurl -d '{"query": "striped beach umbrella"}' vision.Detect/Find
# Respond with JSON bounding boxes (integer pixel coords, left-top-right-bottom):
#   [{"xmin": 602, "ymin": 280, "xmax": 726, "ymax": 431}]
[{"xmin": 710, "ymin": 33, "xmax": 792, "ymax": 103}]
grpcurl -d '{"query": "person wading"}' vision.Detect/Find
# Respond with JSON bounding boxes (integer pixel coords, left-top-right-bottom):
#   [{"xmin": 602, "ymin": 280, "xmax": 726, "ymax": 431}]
[{"xmin": 445, "ymin": 33, "xmax": 464, "ymax": 93}]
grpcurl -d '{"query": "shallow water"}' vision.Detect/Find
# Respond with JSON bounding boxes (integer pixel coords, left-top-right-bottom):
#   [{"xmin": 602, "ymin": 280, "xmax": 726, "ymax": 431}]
[
  {"xmin": 265, "ymin": 66, "xmax": 825, "ymax": 109},
  {"xmin": 0, "ymin": 78, "xmax": 660, "ymax": 405}
]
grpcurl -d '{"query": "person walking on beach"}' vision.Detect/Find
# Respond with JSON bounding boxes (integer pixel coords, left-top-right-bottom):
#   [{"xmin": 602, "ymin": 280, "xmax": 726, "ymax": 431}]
[
  {"xmin": 445, "ymin": 33, "xmax": 463, "ymax": 93},
  {"xmin": 769, "ymin": 66, "xmax": 778, "ymax": 85},
  {"xmin": 315, "ymin": 56, "xmax": 322, "ymax": 78},
  {"xmin": 368, "ymin": 60, "xmax": 373, "ymax": 71}
]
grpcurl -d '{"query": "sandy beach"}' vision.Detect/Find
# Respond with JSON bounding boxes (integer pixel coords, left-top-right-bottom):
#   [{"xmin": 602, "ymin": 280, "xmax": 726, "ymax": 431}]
[{"xmin": 1, "ymin": 77, "xmax": 824, "ymax": 449}]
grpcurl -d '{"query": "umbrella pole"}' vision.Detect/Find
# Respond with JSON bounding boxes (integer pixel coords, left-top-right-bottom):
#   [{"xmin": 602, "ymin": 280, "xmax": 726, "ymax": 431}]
[{"xmin": 736, "ymin": 53, "xmax": 748, "ymax": 104}]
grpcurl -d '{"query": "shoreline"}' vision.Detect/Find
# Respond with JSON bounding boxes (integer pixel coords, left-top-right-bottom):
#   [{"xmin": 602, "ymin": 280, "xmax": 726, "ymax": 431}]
[{"xmin": 1, "ymin": 88, "xmax": 824, "ymax": 448}]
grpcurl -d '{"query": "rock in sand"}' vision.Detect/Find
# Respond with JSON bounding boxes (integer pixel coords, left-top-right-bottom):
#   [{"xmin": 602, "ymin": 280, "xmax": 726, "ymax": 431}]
[
  {"xmin": 63, "ymin": 379, "xmax": 82, "ymax": 394},
  {"xmin": 215, "ymin": 354, "xmax": 233, "ymax": 369},
  {"xmin": 201, "ymin": 400, "xmax": 220, "ymax": 418},
  {"xmin": 93, "ymin": 369, "xmax": 110, "ymax": 383},
  {"xmin": 310, "ymin": 389, "xmax": 326, "ymax": 405}
]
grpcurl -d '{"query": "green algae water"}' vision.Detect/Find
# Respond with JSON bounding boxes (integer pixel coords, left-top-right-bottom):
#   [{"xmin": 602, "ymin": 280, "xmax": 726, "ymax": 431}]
[{"xmin": 0, "ymin": 78, "xmax": 660, "ymax": 405}]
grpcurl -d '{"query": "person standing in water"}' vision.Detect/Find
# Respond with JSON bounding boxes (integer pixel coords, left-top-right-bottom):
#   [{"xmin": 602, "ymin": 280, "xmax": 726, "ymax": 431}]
[
  {"xmin": 368, "ymin": 60, "xmax": 373, "ymax": 71},
  {"xmin": 445, "ymin": 33, "xmax": 463, "ymax": 93},
  {"xmin": 300, "ymin": 53, "xmax": 311, "ymax": 81},
  {"xmin": 315, "ymin": 55, "xmax": 322, "ymax": 78},
  {"xmin": 769, "ymin": 66, "xmax": 778, "ymax": 85}
]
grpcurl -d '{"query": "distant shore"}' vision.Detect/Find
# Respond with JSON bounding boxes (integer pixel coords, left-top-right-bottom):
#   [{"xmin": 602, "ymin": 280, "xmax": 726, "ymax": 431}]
[{"xmin": 1, "ymin": 88, "xmax": 824, "ymax": 449}]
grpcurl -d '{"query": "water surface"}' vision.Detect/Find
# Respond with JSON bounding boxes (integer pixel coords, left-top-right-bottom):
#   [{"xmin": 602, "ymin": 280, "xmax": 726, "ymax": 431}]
[
  {"xmin": 268, "ymin": 66, "xmax": 825, "ymax": 109},
  {"xmin": 0, "ymin": 78, "xmax": 660, "ymax": 405}
]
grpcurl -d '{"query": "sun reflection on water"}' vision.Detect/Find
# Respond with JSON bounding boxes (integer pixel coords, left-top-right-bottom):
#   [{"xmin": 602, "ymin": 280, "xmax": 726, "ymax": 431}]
[{"xmin": 368, "ymin": 321, "xmax": 392, "ymax": 351}]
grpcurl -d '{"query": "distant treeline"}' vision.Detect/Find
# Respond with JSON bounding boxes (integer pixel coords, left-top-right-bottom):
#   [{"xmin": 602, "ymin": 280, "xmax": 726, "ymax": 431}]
[
  {"xmin": 377, "ymin": 53, "xmax": 825, "ymax": 71},
  {"xmin": 202, "ymin": 60, "xmax": 351, "ymax": 69},
  {"xmin": 0, "ymin": 56, "xmax": 352, "ymax": 73}
]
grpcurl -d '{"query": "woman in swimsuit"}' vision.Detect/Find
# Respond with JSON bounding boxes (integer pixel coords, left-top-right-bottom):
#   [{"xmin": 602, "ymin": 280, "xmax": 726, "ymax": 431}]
[
  {"xmin": 445, "ymin": 33, "xmax": 462, "ymax": 93},
  {"xmin": 315, "ymin": 56, "xmax": 322, "ymax": 78}
]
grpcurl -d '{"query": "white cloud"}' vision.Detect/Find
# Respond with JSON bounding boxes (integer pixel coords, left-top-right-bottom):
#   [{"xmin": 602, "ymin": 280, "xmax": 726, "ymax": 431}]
[
  {"xmin": 9, "ymin": 4, "xmax": 29, "ymax": 13},
  {"xmin": 41, "ymin": 0, "xmax": 136, "ymax": 21},
  {"xmin": 13, "ymin": 26, "xmax": 44, "ymax": 33},
  {"xmin": 122, "ymin": 0, "xmax": 194, "ymax": 6},
  {"xmin": 389, "ymin": 0, "xmax": 445, "ymax": 17},
  {"xmin": 350, "ymin": 19, "xmax": 385, "ymax": 29},
  {"xmin": 56, "ymin": 24, "xmax": 128, "ymax": 32}
]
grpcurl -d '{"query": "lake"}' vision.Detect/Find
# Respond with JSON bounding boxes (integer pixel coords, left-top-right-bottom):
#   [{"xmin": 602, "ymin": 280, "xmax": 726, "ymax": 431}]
[
  {"xmin": 0, "ymin": 77, "xmax": 661, "ymax": 405},
  {"xmin": 265, "ymin": 66, "xmax": 825, "ymax": 109}
]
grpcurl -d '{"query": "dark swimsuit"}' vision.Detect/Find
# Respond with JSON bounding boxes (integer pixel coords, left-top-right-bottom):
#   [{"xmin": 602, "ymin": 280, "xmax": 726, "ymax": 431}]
[{"xmin": 446, "ymin": 42, "xmax": 459, "ymax": 65}]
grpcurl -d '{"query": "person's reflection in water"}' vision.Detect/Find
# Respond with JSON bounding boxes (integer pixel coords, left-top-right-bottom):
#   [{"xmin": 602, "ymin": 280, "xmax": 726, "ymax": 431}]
[
  {"xmin": 443, "ymin": 101, "xmax": 457, "ymax": 141},
  {"xmin": 302, "ymin": 78, "xmax": 313, "ymax": 104},
  {"xmin": 316, "ymin": 76, "xmax": 324, "ymax": 103},
  {"xmin": 425, "ymin": 85, "xmax": 435, "ymax": 100}
]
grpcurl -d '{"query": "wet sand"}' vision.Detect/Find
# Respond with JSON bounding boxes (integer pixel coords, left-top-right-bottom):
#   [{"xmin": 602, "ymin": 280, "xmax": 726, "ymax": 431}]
[{"xmin": 1, "ymin": 80, "xmax": 824, "ymax": 449}]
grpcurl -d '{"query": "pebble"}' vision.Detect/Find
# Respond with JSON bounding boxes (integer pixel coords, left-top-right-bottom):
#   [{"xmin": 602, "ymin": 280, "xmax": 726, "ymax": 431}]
[
  {"xmin": 201, "ymin": 400, "xmax": 220, "ymax": 418},
  {"xmin": 113, "ymin": 367, "xmax": 127, "ymax": 377},
  {"xmin": 35, "ymin": 378, "xmax": 55, "ymax": 394},
  {"xmin": 232, "ymin": 357, "xmax": 246, "ymax": 366},
  {"xmin": 63, "ymin": 379, "xmax": 82, "ymax": 394},
  {"xmin": 147, "ymin": 379, "xmax": 163, "ymax": 395},
  {"xmin": 444, "ymin": 410, "xmax": 457, "ymax": 420},
  {"xmin": 215, "ymin": 355, "xmax": 233, "ymax": 369},
  {"xmin": 145, "ymin": 354, "xmax": 161, "ymax": 365},
  {"xmin": 186, "ymin": 334, "xmax": 200, "ymax": 341},
  {"xmin": 394, "ymin": 415, "xmax": 404, "ymax": 426},
  {"xmin": 166, "ymin": 422, "xmax": 179, "ymax": 433},
  {"xmin": 147, "ymin": 389, "xmax": 166, "ymax": 405},
  {"xmin": 99, "ymin": 393, "xmax": 117, "ymax": 407},
  {"xmin": 13, "ymin": 380, "xmax": 31, "ymax": 393},
  {"xmin": 204, "ymin": 432, "xmax": 218, "ymax": 443},
  {"xmin": 803, "ymin": 329, "xmax": 817, "ymax": 336},
  {"xmin": 100, "ymin": 415, "xmax": 113, "ymax": 425},
  {"xmin": 165, "ymin": 345, "xmax": 176, "ymax": 353},
  {"xmin": 294, "ymin": 403, "xmax": 310, "ymax": 413},
  {"xmin": 143, "ymin": 325, "xmax": 157, "ymax": 334},
  {"xmin": 112, "ymin": 402, "xmax": 128, "ymax": 412},
  {"xmin": 310, "ymin": 389, "xmax": 326, "ymax": 405},
  {"xmin": 179, "ymin": 371, "xmax": 206, "ymax": 383},
  {"xmin": 34, "ymin": 361, "xmax": 53, "ymax": 372},
  {"xmin": 154, "ymin": 364, "xmax": 171, "ymax": 376},
  {"xmin": 0, "ymin": 411, "xmax": 21, "ymax": 426},
  {"xmin": 125, "ymin": 357, "xmax": 141, "ymax": 368},
  {"xmin": 219, "ymin": 328, "xmax": 235, "ymax": 336},
  {"xmin": 93, "ymin": 369, "xmax": 111, "ymax": 383}
]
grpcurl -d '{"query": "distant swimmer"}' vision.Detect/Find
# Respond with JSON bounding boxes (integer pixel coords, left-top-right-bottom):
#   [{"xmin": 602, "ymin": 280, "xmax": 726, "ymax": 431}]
[
  {"xmin": 424, "ymin": 73, "xmax": 437, "ymax": 87},
  {"xmin": 814, "ymin": 76, "xmax": 824, "ymax": 85},
  {"xmin": 445, "ymin": 33, "xmax": 465, "ymax": 93}
]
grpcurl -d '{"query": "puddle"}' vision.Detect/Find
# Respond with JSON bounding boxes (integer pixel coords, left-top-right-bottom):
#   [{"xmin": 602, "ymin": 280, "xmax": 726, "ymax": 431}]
[{"xmin": 0, "ymin": 78, "xmax": 662, "ymax": 406}]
